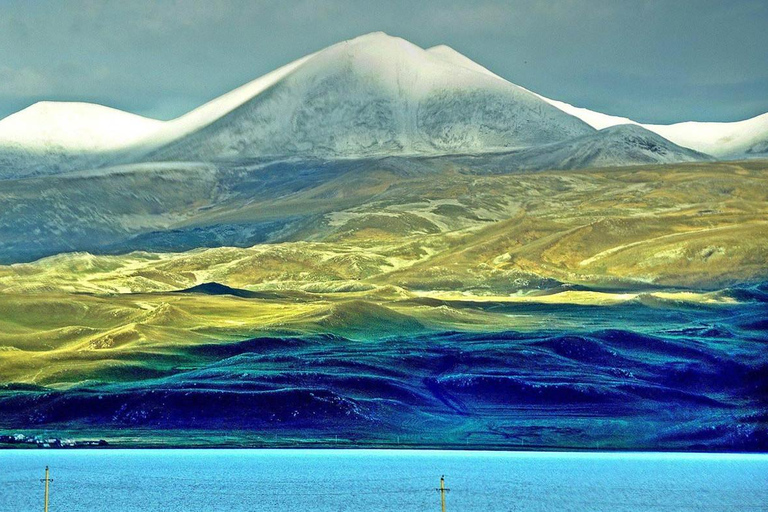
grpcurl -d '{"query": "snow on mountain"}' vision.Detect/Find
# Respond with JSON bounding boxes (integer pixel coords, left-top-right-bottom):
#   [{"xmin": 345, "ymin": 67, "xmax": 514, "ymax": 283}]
[
  {"xmin": 644, "ymin": 113, "xmax": 768, "ymax": 158},
  {"xmin": 0, "ymin": 101, "xmax": 163, "ymax": 151},
  {"xmin": 141, "ymin": 32, "xmax": 594, "ymax": 161},
  {"xmin": 534, "ymin": 95, "xmax": 768, "ymax": 158},
  {"xmin": 0, "ymin": 102, "xmax": 164, "ymax": 178}
]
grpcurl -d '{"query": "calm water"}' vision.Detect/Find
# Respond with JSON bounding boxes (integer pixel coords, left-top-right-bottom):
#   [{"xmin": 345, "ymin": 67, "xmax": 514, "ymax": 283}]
[{"xmin": 1, "ymin": 450, "xmax": 766, "ymax": 512}]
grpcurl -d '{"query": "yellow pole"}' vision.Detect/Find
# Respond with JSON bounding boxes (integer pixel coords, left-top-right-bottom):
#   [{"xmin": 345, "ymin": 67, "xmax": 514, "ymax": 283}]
[
  {"xmin": 43, "ymin": 466, "xmax": 50, "ymax": 512},
  {"xmin": 440, "ymin": 475, "xmax": 446, "ymax": 512}
]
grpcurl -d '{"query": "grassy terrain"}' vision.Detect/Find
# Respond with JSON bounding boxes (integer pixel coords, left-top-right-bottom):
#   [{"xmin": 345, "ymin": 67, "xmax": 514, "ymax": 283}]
[
  {"xmin": 1, "ymin": 160, "xmax": 767, "ymax": 386},
  {"xmin": 0, "ymin": 159, "xmax": 766, "ymax": 450},
  {"xmin": 0, "ymin": 286, "xmax": 744, "ymax": 386},
  {"xmin": 2, "ymin": 160, "xmax": 768, "ymax": 292},
  {"xmin": 0, "ymin": 161, "xmax": 766, "ymax": 383}
]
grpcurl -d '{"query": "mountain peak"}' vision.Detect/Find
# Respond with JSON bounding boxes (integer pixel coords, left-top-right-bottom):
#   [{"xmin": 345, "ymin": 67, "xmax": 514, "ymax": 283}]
[
  {"xmin": 325, "ymin": 32, "xmax": 423, "ymax": 58},
  {"xmin": 5, "ymin": 100, "xmax": 159, "ymax": 121},
  {"xmin": 314, "ymin": 31, "xmax": 428, "ymax": 72},
  {"xmin": 344, "ymin": 31, "xmax": 400, "ymax": 44}
]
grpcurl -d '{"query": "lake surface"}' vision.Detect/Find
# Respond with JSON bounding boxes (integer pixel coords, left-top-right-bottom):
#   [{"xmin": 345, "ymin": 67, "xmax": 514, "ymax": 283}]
[{"xmin": 1, "ymin": 450, "xmax": 766, "ymax": 512}]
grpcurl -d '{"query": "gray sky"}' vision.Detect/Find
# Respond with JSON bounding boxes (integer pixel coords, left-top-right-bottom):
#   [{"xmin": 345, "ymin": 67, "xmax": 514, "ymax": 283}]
[{"xmin": 1, "ymin": 0, "xmax": 766, "ymax": 124}]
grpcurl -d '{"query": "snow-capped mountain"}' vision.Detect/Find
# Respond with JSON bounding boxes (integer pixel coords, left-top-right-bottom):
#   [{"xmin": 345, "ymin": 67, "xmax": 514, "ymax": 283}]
[
  {"xmin": 537, "ymin": 96, "xmax": 768, "ymax": 158},
  {"xmin": 0, "ymin": 102, "xmax": 163, "ymax": 177},
  {"xmin": 139, "ymin": 32, "xmax": 594, "ymax": 162},
  {"xmin": 0, "ymin": 101, "xmax": 162, "ymax": 151},
  {"xmin": 0, "ymin": 31, "xmax": 766, "ymax": 179}
]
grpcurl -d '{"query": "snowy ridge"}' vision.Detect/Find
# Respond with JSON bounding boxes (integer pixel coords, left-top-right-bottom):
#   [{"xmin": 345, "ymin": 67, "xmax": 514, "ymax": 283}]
[
  {"xmin": 426, "ymin": 45, "xmax": 506, "ymax": 81},
  {"xmin": 535, "ymin": 97, "xmax": 637, "ymax": 131},
  {"xmin": 645, "ymin": 113, "xmax": 768, "ymax": 157}
]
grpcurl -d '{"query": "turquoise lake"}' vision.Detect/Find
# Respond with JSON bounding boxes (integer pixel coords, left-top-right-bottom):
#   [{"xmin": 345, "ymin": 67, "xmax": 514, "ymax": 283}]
[{"xmin": 1, "ymin": 450, "xmax": 766, "ymax": 511}]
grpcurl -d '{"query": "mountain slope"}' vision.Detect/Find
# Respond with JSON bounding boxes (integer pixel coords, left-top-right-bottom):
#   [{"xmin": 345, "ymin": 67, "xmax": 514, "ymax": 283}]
[
  {"xmin": 497, "ymin": 124, "xmax": 714, "ymax": 170},
  {"xmin": 140, "ymin": 32, "xmax": 595, "ymax": 161},
  {"xmin": 0, "ymin": 156, "xmax": 765, "ymax": 275},
  {"xmin": 419, "ymin": 44, "xmax": 767, "ymax": 159},
  {"xmin": 417, "ymin": 44, "xmax": 719, "ymax": 167},
  {"xmin": 128, "ymin": 53, "xmax": 317, "ymax": 157}
]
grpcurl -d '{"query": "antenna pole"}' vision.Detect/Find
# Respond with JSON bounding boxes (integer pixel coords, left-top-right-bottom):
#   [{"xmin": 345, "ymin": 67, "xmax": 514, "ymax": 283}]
[{"xmin": 41, "ymin": 466, "xmax": 53, "ymax": 512}]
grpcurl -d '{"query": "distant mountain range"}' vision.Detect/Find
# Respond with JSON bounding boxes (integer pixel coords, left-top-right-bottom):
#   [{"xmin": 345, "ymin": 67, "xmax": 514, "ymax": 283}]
[{"xmin": 1, "ymin": 32, "xmax": 765, "ymax": 179}]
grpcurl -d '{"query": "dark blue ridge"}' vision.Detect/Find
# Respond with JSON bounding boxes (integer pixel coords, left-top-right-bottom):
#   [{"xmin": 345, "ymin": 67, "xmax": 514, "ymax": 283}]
[
  {"xmin": 435, "ymin": 375, "xmax": 624, "ymax": 405},
  {"xmin": 533, "ymin": 336, "xmax": 628, "ymax": 367},
  {"xmin": 1, "ymin": 316, "xmax": 766, "ymax": 450},
  {"xmin": 174, "ymin": 282, "xmax": 292, "ymax": 299},
  {"xmin": 187, "ymin": 336, "xmax": 311, "ymax": 357},
  {"xmin": 726, "ymin": 282, "xmax": 768, "ymax": 303},
  {"xmin": 0, "ymin": 388, "xmax": 373, "ymax": 428}
]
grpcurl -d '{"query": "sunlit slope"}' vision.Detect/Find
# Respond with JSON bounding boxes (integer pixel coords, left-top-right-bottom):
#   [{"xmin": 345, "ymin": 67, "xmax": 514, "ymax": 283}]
[
  {"xmin": 2, "ymin": 160, "xmax": 767, "ymax": 290},
  {"xmin": 0, "ymin": 284, "xmax": 754, "ymax": 386}
]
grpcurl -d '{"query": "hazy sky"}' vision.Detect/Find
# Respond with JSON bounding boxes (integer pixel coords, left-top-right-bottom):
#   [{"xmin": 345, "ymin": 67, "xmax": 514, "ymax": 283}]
[{"xmin": 1, "ymin": 0, "xmax": 766, "ymax": 124}]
